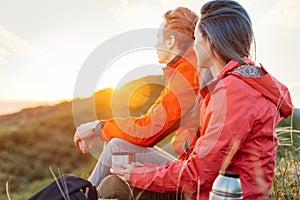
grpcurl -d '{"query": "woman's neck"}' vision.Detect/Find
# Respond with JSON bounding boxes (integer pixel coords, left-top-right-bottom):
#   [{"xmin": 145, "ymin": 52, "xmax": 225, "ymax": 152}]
[{"xmin": 210, "ymin": 57, "xmax": 227, "ymax": 77}]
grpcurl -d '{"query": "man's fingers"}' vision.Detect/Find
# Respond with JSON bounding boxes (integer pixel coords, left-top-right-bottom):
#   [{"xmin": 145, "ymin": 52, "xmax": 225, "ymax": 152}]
[
  {"xmin": 74, "ymin": 135, "xmax": 81, "ymax": 147},
  {"xmin": 78, "ymin": 140, "xmax": 88, "ymax": 154}
]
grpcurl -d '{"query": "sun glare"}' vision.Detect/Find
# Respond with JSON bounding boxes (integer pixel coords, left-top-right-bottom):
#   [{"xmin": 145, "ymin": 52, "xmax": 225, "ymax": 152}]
[{"xmin": 96, "ymin": 49, "xmax": 163, "ymax": 91}]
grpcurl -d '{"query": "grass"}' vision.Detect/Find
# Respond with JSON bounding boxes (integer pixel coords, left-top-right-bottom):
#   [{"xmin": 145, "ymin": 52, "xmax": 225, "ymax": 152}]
[
  {"xmin": 3, "ymin": 131, "xmax": 299, "ymax": 200},
  {"xmin": 268, "ymin": 126, "xmax": 300, "ymax": 200},
  {"xmin": 270, "ymin": 151, "xmax": 300, "ymax": 199},
  {"xmin": 0, "ymin": 99, "xmax": 299, "ymax": 199},
  {"xmin": 0, "ymin": 101, "xmax": 96, "ymax": 200}
]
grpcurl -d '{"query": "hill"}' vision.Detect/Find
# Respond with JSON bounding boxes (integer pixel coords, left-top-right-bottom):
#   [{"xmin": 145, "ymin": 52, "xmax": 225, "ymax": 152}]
[
  {"xmin": 0, "ymin": 75, "xmax": 164, "ymax": 199},
  {"xmin": 0, "ymin": 100, "xmax": 56, "ymax": 116}
]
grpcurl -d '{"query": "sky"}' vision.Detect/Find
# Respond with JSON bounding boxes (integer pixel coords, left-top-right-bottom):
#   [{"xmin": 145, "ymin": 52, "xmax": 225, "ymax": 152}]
[{"xmin": 0, "ymin": 0, "xmax": 300, "ymax": 115}]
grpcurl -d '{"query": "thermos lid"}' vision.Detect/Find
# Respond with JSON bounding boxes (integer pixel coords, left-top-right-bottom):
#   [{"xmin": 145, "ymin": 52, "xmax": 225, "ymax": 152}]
[{"xmin": 219, "ymin": 171, "xmax": 240, "ymax": 178}]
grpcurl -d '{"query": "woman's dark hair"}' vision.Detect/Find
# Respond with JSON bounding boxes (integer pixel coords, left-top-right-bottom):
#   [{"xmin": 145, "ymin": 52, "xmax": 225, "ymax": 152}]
[{"xmin": 198, "ymin": 0, "xmax": 254, "ymax": 64}]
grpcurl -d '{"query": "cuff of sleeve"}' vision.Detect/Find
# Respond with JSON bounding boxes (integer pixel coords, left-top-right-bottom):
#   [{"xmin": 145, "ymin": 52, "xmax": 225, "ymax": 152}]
[{"xmin": 93, "ymin": 120, "xmax": 105, "ymax": 139}]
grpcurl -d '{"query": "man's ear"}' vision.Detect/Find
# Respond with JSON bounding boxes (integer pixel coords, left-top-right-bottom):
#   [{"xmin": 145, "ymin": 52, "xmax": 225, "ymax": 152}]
[{"xmin": 167, "ymin": 35, "xmax": 176, "ymax": 49}]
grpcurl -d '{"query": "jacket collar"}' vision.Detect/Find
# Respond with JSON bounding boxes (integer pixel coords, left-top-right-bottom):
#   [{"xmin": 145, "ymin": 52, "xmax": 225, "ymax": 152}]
[
  {"xmin": 219, "ymin": 57, "xmax": 255, "ymax": 79},
  {"xmin": 163, "ymin": 44, "xmax": 197, "ymax": 77},
  {"xmin": 200, "ymin": 57, "xmax": 255, "ymax": 98}
]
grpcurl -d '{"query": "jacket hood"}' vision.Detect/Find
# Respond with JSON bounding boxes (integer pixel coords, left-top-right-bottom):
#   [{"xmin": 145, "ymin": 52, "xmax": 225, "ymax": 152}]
[{"xmin": 220, "ymin": 58, "xmax": 293, "ymax": 118}]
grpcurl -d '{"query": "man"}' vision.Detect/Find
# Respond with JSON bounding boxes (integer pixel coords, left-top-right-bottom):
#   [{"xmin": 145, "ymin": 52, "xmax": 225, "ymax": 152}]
[{"xmin": 74, "ymin": 7, "xmax": 201, "ymax": 187}]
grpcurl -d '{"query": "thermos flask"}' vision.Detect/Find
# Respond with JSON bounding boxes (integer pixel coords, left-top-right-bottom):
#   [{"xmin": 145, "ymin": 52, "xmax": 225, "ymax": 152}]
[{"xmin": 209, "ymin": 171, "xmax": 243, "ymax": 200}]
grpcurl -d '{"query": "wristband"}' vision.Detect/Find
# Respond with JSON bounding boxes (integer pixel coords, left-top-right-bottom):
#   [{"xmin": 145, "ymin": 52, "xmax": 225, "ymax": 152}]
[{"xmin": 93, "ymin": 121, "xmax": 105, "ymax": 139}]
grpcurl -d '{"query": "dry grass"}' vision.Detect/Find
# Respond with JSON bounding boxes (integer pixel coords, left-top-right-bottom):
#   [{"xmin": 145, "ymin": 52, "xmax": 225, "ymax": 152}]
[
  {"xmin": 270, "ymin": 154, "xmax": 300, "ymax": 199},
  {"xmin": 269, "ymin": 127, "xmax": 300, "ymax": 199}
]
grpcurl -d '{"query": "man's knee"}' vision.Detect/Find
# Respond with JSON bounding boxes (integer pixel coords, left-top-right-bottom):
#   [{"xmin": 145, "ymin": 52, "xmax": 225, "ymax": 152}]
[
  {"xmin": 107, "ymin": 138, "xmax": 132, "ymax": 151},
  {"xmin": 97, "ymin": 175, "xmax": 133, "ymax": 200}
]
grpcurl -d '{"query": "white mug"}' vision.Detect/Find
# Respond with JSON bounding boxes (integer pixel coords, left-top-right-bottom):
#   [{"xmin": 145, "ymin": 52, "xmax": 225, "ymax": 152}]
[{"xmin": 111, "ymin": 152, "xmax": 135, "ymax": 169}]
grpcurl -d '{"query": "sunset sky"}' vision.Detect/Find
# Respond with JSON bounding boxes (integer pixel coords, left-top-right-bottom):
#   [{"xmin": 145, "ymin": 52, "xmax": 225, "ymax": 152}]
[{"xmin": 0, "ymin": 0, "xmax": 299, "ymax": 115}]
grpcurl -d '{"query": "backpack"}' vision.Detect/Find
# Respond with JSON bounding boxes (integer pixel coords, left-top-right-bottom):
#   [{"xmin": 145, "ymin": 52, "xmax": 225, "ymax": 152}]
[{"xmin": 27, "ymin": 174, "xmax": 98, "ymax": 200}]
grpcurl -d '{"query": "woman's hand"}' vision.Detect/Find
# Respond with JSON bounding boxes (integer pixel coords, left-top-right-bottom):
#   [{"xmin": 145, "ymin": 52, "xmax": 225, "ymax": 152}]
[{"xmin": 110, "ymin": 162, "xmax": 144, "ymax": 182}]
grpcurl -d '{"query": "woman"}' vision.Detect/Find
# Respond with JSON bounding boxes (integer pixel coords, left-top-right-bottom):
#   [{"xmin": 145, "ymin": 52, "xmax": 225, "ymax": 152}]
[{"xmin": 98, "ymin": 1, "xmax": 293, "ymax": 199}]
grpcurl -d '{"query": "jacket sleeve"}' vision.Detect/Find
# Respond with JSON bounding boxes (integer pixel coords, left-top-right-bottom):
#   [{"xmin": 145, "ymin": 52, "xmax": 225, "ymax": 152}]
[
  {"xmin": 129, "ymin": 77, "xmax": 257, "ymax": 193},
  {"xmin": 101, "ymin": 62, "xmax": 199, "ymax": 147}
]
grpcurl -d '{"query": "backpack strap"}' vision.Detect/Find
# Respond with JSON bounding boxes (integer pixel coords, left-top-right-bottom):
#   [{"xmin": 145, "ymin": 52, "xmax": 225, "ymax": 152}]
[{"xmin": 87, "ymin": 185, "xmax": 98, "ymax": 200}]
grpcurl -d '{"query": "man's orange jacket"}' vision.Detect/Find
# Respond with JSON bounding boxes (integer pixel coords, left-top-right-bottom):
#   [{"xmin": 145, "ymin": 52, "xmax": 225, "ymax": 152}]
[{"xmin": 100, "ymin": 47, "xmax": 199, "ymax": 156}]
